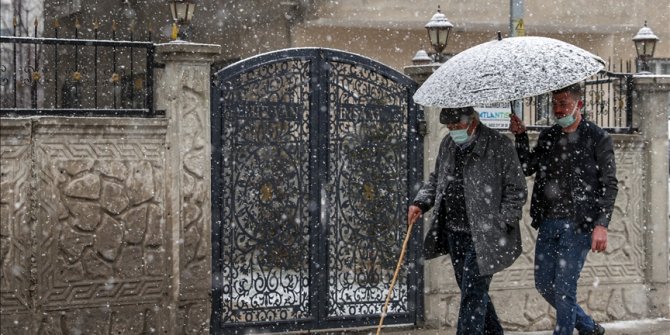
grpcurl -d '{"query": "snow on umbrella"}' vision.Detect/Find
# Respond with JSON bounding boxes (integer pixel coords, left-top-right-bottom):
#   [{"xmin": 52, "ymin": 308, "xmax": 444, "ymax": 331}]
[{"xmin": 413, "ymin": 35, "xmax": 605, "ymax": 108}]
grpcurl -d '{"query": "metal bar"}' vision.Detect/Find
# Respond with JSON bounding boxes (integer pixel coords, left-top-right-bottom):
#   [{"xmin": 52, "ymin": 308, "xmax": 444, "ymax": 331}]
[
  {"xmin": 625, "ymin": 75, "xmax": 634, "ymax": 131},
  {"xmin": 31, "ymin": 19, "xmax": 37, "ymax": 109},
  {"xmin": 0, "ymin": 29, "xmax": 2, "ymax": 108},
  {"xmin": 54, "ymin": 22, "xmax": 58, "ymax": 108},
  {"xmin": 596, "ymin": 73, "xmax": 605, "ymax": 125},
  {"xmin": 74, "ymin": 20, "xmax": 79, "ymax": 72},
  {"xmin": 599, "ymin": 70, "xmax": 632, "ymax": 78},
  {"xmin": 620, "ymin": 78, "xmax": 626, "ymax": 128},
  {"xmin": 509, "ymin": 0, "xmax": 524, "ymax": 117},
  {"xmin": 405, "ymin": 85, "xmax": 422, "ymax": 325},
  {"xmin": 607, "ymin": 72, "xmax": 613, "ymax": 127},
  {"xmin": 308, "ymin": 49, "xmax": 323, "ymax": 324},
  {"xmin": 0, "ymin": 36, "xmax": 153, "ymax": 48},
  {"xmin": 130, "ymin": 29, "xmax": 134, "ymax": 109},
  {"xmin": 112, "ymin": 21, "xmax": 117, "ymax": 109},
  {"xmin": 412, "ymin": 93, "xmax": 425, "ymax": 324},
  {"xmin": 146, "ymin": 45, "xmax": 154, "ymax": 115},
  {"xmin": 318, "ymin": 50, "xmax": 332, "ymax": 323},
  {"xmin": 94, "ymin": 23, "xmax": 98, "ymax": 108},
  {"xmin": 13, "ymin": 17, "xmax": 17, "ymax": 108},
  {"xmin": 209, "ymin": 71, "xmax": 224, "ymax": 334}
]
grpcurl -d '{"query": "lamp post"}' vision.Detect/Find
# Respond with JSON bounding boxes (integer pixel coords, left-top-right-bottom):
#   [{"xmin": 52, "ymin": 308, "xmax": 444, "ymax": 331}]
[
  {"xmin": 169, "ymin": 0, "xmax": 196, "ymax": 40},
  {"xmin": 425, "ymin": 6, "xmax": 454, "ymax": 63},
  {"xmin": 632, "ymin": 21, "xmax": 659, "ymax": 73}
]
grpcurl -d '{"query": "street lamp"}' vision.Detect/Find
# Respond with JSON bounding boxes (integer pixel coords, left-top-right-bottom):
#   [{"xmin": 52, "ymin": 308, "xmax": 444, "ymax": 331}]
[
  {"xmin": 632, "ymin": 21, "xmax": 659, "ymax": 73},
  {"xmin": 425, "ymin": 6, "xmax": 454, "ymax": 63},
  {"xmin": 169, "ymin": 0, "xmax": 196, "ymax": 40}
]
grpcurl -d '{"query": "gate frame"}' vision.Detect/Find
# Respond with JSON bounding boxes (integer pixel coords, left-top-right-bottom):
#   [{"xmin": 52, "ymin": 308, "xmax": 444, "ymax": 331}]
[{"xmin": 210, "ymin": 47, "xmax": 424, "ymax": 334}]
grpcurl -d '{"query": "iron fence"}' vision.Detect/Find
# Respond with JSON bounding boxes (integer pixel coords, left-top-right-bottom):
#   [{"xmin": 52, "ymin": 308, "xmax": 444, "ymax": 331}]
[
  {"xmin": 520, "ymin": 60, "xmax": 635, "ymax": 133},
  {"xmin": 0, "ymin": 19, "xmax": 158, "ymax": 117}
]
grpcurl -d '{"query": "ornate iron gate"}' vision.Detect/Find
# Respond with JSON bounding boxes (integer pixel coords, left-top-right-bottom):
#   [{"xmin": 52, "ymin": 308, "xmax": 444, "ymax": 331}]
[{"xmin": 211, "ymin": 48, "xmax": 423, "ymax": 333}]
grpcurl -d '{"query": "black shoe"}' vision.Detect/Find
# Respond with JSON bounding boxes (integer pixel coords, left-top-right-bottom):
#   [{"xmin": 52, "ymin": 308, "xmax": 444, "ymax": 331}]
[{"xmin": 580, "ymin": 323, "xmax": 605, "ymax": 335}]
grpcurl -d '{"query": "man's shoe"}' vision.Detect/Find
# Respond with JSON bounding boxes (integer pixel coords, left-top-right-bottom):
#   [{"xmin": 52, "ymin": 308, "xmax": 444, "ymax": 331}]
[{"xmin": 580, "ymin": 323, "xmax": 605, "ymax": 335}]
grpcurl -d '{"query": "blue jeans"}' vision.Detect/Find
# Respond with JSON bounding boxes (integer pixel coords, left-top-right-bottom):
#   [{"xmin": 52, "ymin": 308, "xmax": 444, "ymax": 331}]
[
  {"xmin": 446, "ymin": 231, "xmax": 503, "ymax": 335},
  {"xmin": 535, "ymin": 219, "xmax": 596, "ymax": 335}
]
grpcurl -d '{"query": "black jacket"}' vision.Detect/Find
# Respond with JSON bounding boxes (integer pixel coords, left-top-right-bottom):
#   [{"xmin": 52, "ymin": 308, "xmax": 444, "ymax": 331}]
[
  {"xmin": 414, "ymin": 124, "xmax": 527, "ymax": 275},
  {"xmin": 515, "ymin": 120, "xmax": 618, "ymax": 230}
]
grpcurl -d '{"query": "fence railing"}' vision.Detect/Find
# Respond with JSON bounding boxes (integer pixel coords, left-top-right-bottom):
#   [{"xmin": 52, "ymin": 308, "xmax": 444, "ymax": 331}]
[
  {"xmin": 519, "ymin": 61, "xmax": 636, "ymax": 133},
  {"xmin": 1, "ymin": 21, "xmax": 158, "ymax": 117}
]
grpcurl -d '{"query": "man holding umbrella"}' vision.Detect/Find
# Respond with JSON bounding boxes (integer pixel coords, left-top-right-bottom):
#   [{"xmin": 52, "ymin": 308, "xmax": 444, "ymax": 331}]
[
  {"xmin": 509, "ymin": 83, "xmax": 617, "ymax": 335},
  {"xmin": 408, "ymin": 107, "xmax": 527, "ymax": 335}
]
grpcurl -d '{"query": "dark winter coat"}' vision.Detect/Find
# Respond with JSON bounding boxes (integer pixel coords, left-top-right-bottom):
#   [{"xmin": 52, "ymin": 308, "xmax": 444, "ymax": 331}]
[
  {"xmin": 514, "ymin": 120, "xmax": 618, "ymax": 231},
  {"xmin": 413, "ymin": 124, "xmax": 528, "ymax": 276}
]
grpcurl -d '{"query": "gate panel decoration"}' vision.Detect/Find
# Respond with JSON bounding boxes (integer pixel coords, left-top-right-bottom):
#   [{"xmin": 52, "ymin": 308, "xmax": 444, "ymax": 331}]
[
  {"xmin": 326, "ymin": 61, "xmax": 411, "ymax": 317},
  {"xmin": 212, "ymin": 48, "xmax": 423, "ymax": 333},
  {"xmin": 216, "ymin": 59, "xmax": 312, "ymax": 324}
]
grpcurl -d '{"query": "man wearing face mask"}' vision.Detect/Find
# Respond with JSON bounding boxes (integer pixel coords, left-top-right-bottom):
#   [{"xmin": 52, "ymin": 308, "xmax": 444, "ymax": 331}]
[
  {"xmin": 408, "ymin": 107, "xmax": 527, "ymax": 335},
  {"xmin": 509, "ymin": 83, "xmax": 618, "ymax": 335}
]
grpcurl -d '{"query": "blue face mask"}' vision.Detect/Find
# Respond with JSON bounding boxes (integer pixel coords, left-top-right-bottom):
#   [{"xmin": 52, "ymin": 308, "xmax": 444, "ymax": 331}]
[
  {"xmin": 449, "ymin": 120, "xmax": 472, "ymax": 144},
  {"xmin": 556, "ymin": 104, "xmax": 578, "ymax": 128}
]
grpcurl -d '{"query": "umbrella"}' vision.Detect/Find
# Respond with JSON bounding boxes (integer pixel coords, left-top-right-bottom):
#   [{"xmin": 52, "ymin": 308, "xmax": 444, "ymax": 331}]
[{"xmin": 413, "ymin": 35, "xmax": 605, "ymax": 108}]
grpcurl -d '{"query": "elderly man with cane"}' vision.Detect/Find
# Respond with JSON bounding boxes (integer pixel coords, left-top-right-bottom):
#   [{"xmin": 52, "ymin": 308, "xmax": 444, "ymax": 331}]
[{"xmin": 407, "ymin": 107, "xmax": 527, "ymax": 335}]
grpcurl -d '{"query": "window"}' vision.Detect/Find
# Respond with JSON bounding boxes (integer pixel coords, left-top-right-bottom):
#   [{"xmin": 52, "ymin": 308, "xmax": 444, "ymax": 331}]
[{"xmin": 648, "ymin": 58, "xmax": 670, "ymax": 75}]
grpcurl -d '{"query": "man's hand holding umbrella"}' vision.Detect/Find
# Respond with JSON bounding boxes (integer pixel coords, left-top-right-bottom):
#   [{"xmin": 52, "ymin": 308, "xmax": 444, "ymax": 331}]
[{"xmin": 509, "ymin": 113, "xmax": 526, "ymax": 135}]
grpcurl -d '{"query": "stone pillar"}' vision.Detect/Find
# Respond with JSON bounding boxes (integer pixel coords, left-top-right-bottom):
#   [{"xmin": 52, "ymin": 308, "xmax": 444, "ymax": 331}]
[
  {"xmin": 404, "ymin": 63, "xmax": 454, "ymax": 328},
  {"xmin": 156, "ymin": 41, "xmax": 221, "ymax": 334},
  {"xmin": 404, "ymin": 63, "xmax": 447, "ymax": 185},
  {"xmin": 633, "ymin": 75, "xmax": 670, "ymax": 318}
]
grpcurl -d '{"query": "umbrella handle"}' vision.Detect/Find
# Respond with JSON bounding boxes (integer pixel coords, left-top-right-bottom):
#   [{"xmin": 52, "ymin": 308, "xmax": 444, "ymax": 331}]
[{"xmin": 376, "ymin": 220, "xmax": 415, "ymax": 335}]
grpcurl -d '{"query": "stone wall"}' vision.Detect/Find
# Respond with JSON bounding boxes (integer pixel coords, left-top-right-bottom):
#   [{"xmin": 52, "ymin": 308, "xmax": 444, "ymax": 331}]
[
  {"xmin": 0, "ymin": 41, "xmax": 220, "ymax": 335},
  {"xmin": 0, "ymin": 118, "xmax": 170, "ymax": 333}
]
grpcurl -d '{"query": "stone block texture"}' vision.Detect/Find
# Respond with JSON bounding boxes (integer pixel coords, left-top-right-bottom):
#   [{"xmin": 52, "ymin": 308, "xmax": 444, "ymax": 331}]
[{"xmin": 0, "ymin": 118, "xmax": 172, "ymax": 334}]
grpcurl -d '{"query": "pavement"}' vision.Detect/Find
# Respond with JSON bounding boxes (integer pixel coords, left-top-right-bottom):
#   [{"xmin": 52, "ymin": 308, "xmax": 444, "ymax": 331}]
[{"xmin": 281, "ymin": 318, "xmax": 670, "ymax": 335}]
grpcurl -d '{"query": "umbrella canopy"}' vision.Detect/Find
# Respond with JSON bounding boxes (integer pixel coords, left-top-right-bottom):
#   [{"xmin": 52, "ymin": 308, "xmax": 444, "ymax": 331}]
[{"xmin": 413, "ymin": 36, "xmax": 605, "ymax": 108}]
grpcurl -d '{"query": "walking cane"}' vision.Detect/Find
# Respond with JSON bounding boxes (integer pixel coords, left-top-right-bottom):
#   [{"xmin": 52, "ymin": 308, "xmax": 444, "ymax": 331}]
[{"xmin": 375, "ymin": 219, "xmax": 415, "ymax": 335}]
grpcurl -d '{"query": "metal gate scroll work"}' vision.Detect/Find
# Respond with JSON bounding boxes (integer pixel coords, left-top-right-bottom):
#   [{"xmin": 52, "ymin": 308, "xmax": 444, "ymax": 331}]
[{"xmin": 211, "ymin": 48, "xmax": 423, "ymax": 333}]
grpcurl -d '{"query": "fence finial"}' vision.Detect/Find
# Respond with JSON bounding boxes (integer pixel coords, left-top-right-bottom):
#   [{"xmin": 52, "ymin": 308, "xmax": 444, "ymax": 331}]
[
  {"xmin": 93, "ymin": 19, "xmax": 99, "ymax": 30},
  {"xmin": 53, "ymin": 19, "xmax": 60, "ymax": 29},
  {"xmin": 171, "ymin": 22, "xmax": 178, "ymax": 40},
  {"xmin": 75, "ymin": 17, "xmax": 81, "ymax": 30},
  {"xmin": 112, "ymin": 20, "xmax": 118, "ymax": 32},
  {"xmin": 13, "ymin": 16, "xmax": 17, "ymax": 28},
  {"xmin": 34, "ymin": 17, "xmax": 39, "ymax": 28}
]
